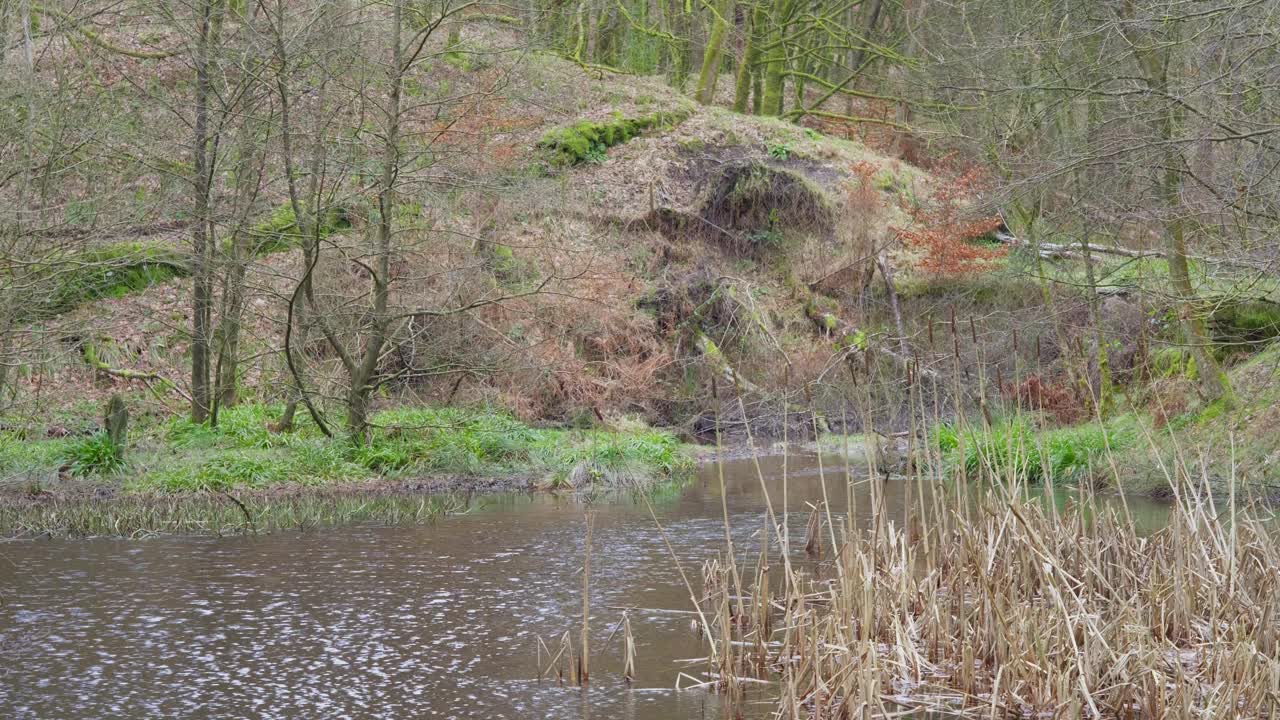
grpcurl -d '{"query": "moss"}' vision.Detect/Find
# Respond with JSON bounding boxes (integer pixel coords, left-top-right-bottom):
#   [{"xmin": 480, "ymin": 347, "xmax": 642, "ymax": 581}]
[
  {"xmin": 1197, "ymin": 398, "xmax": 1228, "ymax": 424},
  {"xmin": 1210, "ymin": 300, "xmax": 1280, "ymax": 351},
  {"xmin": 32, "ymin": 242, "xmax": 189, "ymax": 321},
  {"xmin": 1151, "ymin": 347, "xmax": 1198, "ymax": 380},
  {"xmin": 538, "ymin": 109, "xmax": 691, "ymax": 165},
  {"xmin": 700, "ymin": 335, "xmax": 723, "ymax": 360},
  {"xmin": 841, "ymin": 328, "xmax": 868, "ymax": 350},
  {"xmin": 678, "ymin": 136, "xmax": 706, "ymax": 152},
  {"xmin": 240, "ymin": 202, "xmax": 351, "ymax": 255}
]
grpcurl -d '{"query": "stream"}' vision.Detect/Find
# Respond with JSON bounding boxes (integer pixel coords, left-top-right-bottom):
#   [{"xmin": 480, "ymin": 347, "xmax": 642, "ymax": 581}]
[{"xmin": 0, "ymin": 454, "xmax": 1173, "ymax": 719}]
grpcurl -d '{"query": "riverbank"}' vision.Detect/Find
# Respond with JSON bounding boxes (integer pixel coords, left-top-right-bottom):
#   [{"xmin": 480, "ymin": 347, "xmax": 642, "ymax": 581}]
[{"xmin": 0, "ymin": 403, "xmax": 695, "ymax": 537}]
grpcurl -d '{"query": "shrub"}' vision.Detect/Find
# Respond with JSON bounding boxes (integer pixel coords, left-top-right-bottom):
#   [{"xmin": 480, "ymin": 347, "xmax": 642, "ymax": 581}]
[{"xmin": 1002, "ymin": 374, "xmax": 1086, "ymax": 425}]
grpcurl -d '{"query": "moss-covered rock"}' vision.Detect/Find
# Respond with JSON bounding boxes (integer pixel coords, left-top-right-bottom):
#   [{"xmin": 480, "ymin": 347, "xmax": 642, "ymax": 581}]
[{"xmin": 1151, "ymin": 346, "xmax": 1198, "ymax": 380}]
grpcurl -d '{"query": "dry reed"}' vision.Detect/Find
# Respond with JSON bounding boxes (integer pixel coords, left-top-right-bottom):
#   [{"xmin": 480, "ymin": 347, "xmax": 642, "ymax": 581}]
[{"xmin": 687, "ymin": 455, "xmax": 1280, "ymax": 718}]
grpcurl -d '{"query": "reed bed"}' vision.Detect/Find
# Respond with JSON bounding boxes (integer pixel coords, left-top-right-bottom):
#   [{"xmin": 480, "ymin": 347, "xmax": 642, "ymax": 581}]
[{"xmin": 688, "ymin": 464, "xmax": 1280, "ymax": 718}]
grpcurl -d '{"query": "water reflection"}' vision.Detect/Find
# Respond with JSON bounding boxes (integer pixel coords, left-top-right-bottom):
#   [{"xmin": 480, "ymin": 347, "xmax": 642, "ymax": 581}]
[{"xmin": 0, "ymin": 455, "xmax": 1172, "ymax": 719}]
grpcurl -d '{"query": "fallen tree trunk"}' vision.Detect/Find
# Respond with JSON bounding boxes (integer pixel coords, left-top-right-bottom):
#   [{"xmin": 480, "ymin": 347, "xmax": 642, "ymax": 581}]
[
  {"xmin": 1037, "ymin": 241, "xmax": 1162, "ymax": 260},
  {"xmin": 802, "ymin": 294, "xmax": 938, "ymax": 379},
  {"xmin": 1010, "ymin": 236, "xmax": 1271, "ymax": 273},
  {"xmin": 694, "ymin": 332, "xmax": 766, "ymax": 397}
]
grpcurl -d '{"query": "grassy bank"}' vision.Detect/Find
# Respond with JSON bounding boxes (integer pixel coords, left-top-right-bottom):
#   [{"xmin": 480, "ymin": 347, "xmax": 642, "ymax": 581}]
[
  {"xmin": 1113, "ymin": 341, "xmax": 1280, "ymax": 496},
  {"xmin": 926, "ymin": 339, "xmax": 1280, "ymax": 497},
  {"xmin": 0, "ymin": 403, "xmax": 693, "ymax": 536},
  {"xmin": 933, "ymin": 416, "xmax": 1137, "ymax": 486}
]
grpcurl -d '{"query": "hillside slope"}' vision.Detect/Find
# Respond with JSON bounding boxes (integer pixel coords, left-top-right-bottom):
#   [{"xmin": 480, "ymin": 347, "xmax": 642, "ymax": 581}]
[{"xmin": 5, "ymin": 20, "xmax": 1277, "ymax": 500}]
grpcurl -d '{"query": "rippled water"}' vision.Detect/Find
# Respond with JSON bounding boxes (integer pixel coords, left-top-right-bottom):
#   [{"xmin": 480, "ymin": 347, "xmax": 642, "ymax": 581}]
[{"xmin": 0, "ymin": 455, "xmax": 1172, "ymax": 719}]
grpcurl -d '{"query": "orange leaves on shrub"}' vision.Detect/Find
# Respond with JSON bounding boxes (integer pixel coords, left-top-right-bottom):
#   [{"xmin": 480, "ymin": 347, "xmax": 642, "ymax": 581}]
[
  {"xmin": 893, "ymin": 165, "xmax": 1006, "ymax": 275},
  {"xmin": 846, "ymin": 161, "xmax": 883, "ymax": 219}
]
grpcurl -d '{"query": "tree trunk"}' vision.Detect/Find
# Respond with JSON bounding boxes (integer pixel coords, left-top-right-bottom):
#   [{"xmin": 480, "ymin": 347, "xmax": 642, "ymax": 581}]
[
  {"xmin": 758, "ymin": 0, "xmax": 792, "ymax": 116},
  {"xmin": 876, "ymin": 253, "xmax": 908, "ymax": 360},
  {"xmin": 213, "ymin": 118, "xmax": 265, "ymax": 414},
  {"xmin": 695, "ymin": 0, "xmax": 732, "ymax": 104},
  {"xmin": 1146, "ymin": 45, "xmax": 1231, "ymax": 405},
  {"xmin": 1120, "ymin": 12, "xmax": 1231, "ymax": 406},
  {"xmin": 271, "ymin": 0, "xmax": 334, "ymax": 435},
  {"xmin": 190, "ymin": 0, "xmax": 215, "ymax": 424},
  {"xmin": 732, "ymin": 6, "xmax": 760, "ymax": 113},
  {"xmin": 348, "ymin": 0, "xmax": 405, "ymax": 444}
]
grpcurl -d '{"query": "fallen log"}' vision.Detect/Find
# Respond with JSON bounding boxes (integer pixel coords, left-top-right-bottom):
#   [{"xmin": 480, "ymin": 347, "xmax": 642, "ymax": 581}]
[
  {"xmin": 802, "ymin": 294, "xmax": 938, "ymax": 379},
  {"xmin": 694, "ymin": 332, "xmax": 766, "ymax": 397},
  {"xmin": 1037, "ymin": 241, "xmax": 1163, "ymax": 260}
]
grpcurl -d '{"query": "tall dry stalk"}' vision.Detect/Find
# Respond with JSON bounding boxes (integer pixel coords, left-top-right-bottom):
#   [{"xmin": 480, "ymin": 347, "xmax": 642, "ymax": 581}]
[{"xmin": 575, "ymin": 511, "xmax": 593, "ymax": 686}]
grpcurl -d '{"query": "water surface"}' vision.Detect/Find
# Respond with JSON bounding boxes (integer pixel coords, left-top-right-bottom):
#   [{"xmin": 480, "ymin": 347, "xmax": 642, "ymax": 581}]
[{"xmin": 0, "ymin": 455, "xmax": 1171, "ymax": 719}]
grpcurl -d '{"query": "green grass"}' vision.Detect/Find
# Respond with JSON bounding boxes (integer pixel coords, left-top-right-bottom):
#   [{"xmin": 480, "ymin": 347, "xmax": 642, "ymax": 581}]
[
  {"xmin": 935, "ymin": 416, "xmax": 1136, "ymax": 485},
  {"xmin": 0, "ymin": 403, "xmax": 693, "ymax": 494},
  {"xmin": 66, "ymin": 432, "xmax": 126, "ymax": 477},
  {"xmin": 366, "ymin": 406, "xmax": 692, "ymax": 487},
  {"xmin": 0, "ymin": 434, "xmax": 74, "ymax": 484}
]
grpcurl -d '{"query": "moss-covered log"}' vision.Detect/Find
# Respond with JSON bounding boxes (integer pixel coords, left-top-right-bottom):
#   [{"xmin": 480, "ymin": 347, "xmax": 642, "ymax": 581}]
[
  {"xmin": 538, "ymin": 109, "xmax": 691, "ymax": 165},
  {"xmin": 803, "ymin": 292, "xmax": 935, "ymax": 379},
  {"xmin": 16, "ymin": 203, "xmax": 351, "ymax": 323},
  {"xmin": 695, "ymin": 331, "xmax": 766, "ymax": 397},
  {"xmin": 29, "ymin": 243, "xmax": 190, "ymax": 321}
]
